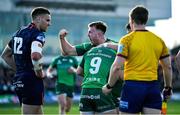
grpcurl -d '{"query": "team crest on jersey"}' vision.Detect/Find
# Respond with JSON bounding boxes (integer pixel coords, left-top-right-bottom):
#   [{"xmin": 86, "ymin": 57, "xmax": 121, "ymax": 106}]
[
  {"xmin": 36, "ymin": 35, "xmax": 45, "ymax": 42},
  {"xmin": 118, "ymin": 44, "xmax": 124, "ymax": 53},
  {"xmin": 69, "ymin": 59, "xmax": 73, "ymax": 63}
]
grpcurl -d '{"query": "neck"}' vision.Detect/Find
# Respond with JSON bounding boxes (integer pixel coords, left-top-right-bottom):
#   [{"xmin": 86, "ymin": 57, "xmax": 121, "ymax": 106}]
[
  {"xmin": 99, "ymin": 35, "xmax": 106, "ymax": 44},
  {"xmin": 32, "ymin": 21, "xmax": 40, "ymax": 31},
  {"xmin": 133, "ymin": 24, "xmax": 146, "ymax": 31}
]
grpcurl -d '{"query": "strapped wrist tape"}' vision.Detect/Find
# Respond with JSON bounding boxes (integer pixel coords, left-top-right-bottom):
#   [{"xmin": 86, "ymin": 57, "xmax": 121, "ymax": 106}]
[{"xmin": 32, "ymin": 58, "xmax": 43, "ymax": 70}]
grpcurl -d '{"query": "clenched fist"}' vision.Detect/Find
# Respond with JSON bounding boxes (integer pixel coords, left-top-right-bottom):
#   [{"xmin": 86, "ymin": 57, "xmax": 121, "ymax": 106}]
[{"xmin": 59, "ymin": 29, "xmax": 68, "ymax": 39}]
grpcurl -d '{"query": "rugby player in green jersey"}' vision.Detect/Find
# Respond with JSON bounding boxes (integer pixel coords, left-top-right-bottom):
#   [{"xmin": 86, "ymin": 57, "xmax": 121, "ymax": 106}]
[
  {"xmin": 59, "ymin": 21, "xmax": 122, "ymax": 113},
  {"xmin": 59, "ymin": 21, "xmax": 117, "ymax": 56},
  {"xmin": 46, "ymin": 55, "xmax": 78, "ymax": 115},
  {"xmin": 76, "ymin": 46, "xmax": 118, "ymax": 114}
]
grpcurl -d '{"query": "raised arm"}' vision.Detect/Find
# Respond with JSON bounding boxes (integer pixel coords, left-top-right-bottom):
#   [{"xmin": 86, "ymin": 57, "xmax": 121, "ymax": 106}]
[
  {"xmin": 1, "ymin": 45, "xmax": 16, "ymax": 71},
  {"xmin": 59, "ymin": 29, "xmax": 77, "ymax": 56}
]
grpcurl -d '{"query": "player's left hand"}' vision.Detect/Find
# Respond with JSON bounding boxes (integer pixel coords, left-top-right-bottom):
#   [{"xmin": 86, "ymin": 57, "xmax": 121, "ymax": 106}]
[
  {"xmin": 35, "ymin": 69, "xmax": 45, "ymax": 79},
  {"xmin": 102, "ymin": 84, "xmax": 112, "ymax": 95},
  {"xmin": 162, "ymin": 86, "xmax": 173, "ymax": 100}
]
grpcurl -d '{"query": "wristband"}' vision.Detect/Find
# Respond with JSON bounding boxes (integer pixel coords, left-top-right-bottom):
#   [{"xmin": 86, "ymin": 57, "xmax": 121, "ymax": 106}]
[
  {"xmin": 164, "ymin": 86, "xmax": 172, "ymax": 90},
  {"xmin": 106, "ymin": 84, "xmax": 113, "ymax": 89}
]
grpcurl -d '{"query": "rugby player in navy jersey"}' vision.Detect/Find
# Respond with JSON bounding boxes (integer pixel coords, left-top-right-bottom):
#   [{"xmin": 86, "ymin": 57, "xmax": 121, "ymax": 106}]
[{"xmin": 1, "ymin": 7, "xmax": 51, "ymax": 114}]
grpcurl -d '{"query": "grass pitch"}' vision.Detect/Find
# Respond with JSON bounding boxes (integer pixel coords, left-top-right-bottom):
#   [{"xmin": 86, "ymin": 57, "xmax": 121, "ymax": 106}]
[{"xmin": 0, "ymin": 101, "xmax": 180, "ymax": 114}]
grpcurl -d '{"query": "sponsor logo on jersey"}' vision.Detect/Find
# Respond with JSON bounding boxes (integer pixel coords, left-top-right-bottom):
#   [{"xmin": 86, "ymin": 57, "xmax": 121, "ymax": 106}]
[
  {"xmin": 120, "ymin": 100, "xmax": 128, "ymax": 109},
  {"xmin": 36, "ymin": 35, "xmax": 45, "ymax": 42},
  {"xmin": 57, "ymin": 60, "xmax": 62, "ymax": 64}
]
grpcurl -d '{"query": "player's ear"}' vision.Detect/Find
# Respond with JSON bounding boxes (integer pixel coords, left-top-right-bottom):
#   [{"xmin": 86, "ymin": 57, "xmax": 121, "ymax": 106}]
[{"xmin": 36, "ymin": 16, "xmax": 41, "ymax": 23}]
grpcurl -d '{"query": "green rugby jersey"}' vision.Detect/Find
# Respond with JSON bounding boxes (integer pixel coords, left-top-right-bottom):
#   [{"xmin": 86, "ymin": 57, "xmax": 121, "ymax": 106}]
[
  {"xmin": 75, "ymin": 38, "xmax": 116, "ymax": 56},
  {"xmin": 50, "ymin": 56, "xmax": 78, "ymax": 86},
  {"xmin": 80, "ymin": 47, "xmax": 116, "ymax": 88}
]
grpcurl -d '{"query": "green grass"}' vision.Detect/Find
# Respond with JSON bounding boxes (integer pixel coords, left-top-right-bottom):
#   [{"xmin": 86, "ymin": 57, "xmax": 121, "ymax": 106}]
[
  {"xmin": 0, "ymin": 102, "xmax": 79, "ymax": 115},
  {"xmin": 0, "ymin": 101, "xmax": 180, "ymax": 114}
]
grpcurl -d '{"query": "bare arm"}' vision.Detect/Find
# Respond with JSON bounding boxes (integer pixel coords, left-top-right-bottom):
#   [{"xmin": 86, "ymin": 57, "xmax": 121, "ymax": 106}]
[
  {"xmin": 160, "ymin": 56, "xmax": 173, "ymax": 100},
  {"xmin": 46, "ymin": 65, "xmax": 54, "ymax": 78},
  {"xmin": 102, "ymin": 56, "xmax": 125, "ymax": 95},
  {"xmin": 76, "ymin": 66, "xmax": 84, "ymax": 77},
  {"xmin": 1, "ymin": 45, "xmax": 16, "ymax": 71},
  {"xmin": 59, "ymin": 29, "xmax": 77, "ymax": 56},
  {"xmin": 31, "ymin": 41, "xmax": 44, "ymax": 79},
  {"xmin": 108, "ymin": 56, "xmax": 125, "ymax": 86},
  {"xmin": 175, "ymin": 50, "xmax": 180, "ymax": 73},
  {"xmin": 159, "ymin": 56, "xmax": 172, "ymax": 87}
]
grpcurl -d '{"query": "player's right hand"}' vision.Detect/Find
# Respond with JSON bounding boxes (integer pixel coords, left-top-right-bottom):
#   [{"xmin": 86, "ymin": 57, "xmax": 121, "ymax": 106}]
[
  {"xmin": 35, "ymin": 69, "xmax": 45, "ymax": 79},
  {"xmin": 46, "ymin": 71, "xmax": 53, "ymax": 78},
  {"xmin": 68, "ymin": 66, "xmax": 76, "ymax": 74},
  {"xmin": 59, "ymin": 29, "xmax": 68, "ymax": 39}
]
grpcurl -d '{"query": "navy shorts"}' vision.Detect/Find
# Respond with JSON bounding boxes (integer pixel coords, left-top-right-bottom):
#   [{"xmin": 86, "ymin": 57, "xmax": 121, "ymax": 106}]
[
  {"xmin": 13, "ymin": 71, "xmax": 44, "ymax": 105},
  {"xmin": 119, "ymin": 80, "xmax": 162, "ymax": 113}
]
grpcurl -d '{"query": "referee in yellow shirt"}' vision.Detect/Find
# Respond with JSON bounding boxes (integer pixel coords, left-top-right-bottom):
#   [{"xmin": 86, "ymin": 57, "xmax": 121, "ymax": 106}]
[{"xmin": 102, "ymin": 5, "xmax": 172, "ymax": 114}]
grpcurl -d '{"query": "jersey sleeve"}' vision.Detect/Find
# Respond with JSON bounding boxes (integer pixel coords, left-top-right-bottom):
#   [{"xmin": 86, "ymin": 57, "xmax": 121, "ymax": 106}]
[
  {"xmin": 34, "ymin": 33, "xmax": 45, "ymax": 46},
  {"xmin": 160, "ymin": 40, "xmax": 170, "ymax": 59},
  {"xmin": 75, "ymin": 42, "xmax": 93, "ymax": 56},
  {"xmin": 79, "ymin": 55, "xmax": 85, "ymax": 69},
  {"xmin": 117, "ymin": 37, "xmax": 129, "ymax": 58}
]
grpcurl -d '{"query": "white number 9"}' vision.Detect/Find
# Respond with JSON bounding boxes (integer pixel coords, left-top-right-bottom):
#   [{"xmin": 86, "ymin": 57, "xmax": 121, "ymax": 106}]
[{"xmin": 89, "ymin": 57, "xmax": 102, "ymax": 74}]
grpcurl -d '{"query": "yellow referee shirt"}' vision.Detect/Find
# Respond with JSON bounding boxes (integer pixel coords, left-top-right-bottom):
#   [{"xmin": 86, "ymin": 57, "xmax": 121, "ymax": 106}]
[{"xmin": 117, "ymin": 30, "xmax": 169, "ymax": 81}]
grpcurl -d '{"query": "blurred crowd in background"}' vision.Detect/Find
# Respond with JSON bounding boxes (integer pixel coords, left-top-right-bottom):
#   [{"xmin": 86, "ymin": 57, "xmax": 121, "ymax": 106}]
[{"xmin": 0, "ymin": 52, "xmax": 180, "ymax": 96}]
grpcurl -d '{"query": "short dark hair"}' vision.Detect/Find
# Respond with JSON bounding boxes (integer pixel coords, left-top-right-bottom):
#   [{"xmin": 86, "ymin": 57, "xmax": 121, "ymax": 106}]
[
  {"xmin": 129, "ymin": 5, "xmax": 148, "ymax": 25},
  {"xmin": 88, "ymin": 21, "xmax": 107, "ymax": 34},
  {"xmin": 31, "ymin": 7, "xmax": 50, "ymax": 20}
]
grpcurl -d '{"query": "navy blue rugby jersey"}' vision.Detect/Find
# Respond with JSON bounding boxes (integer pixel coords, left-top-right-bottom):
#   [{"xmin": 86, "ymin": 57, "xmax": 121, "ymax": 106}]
[{"xmin": 8, "ymin": 23, "xmax": 45, "ymax": 72}]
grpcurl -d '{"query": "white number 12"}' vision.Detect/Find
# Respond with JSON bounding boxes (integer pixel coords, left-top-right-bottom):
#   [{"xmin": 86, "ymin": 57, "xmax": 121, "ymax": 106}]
[{"xmin": 14, "ymin": 37, "xmax": 23, "ymax": 54}]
